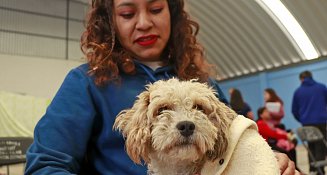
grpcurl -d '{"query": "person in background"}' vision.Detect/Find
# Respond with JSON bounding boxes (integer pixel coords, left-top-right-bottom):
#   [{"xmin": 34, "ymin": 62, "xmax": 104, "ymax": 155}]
[
  {"xmin": 264, "ymin": 88, "xmax": 285, "ymax": 129},
  {"xmin": 24, "ymin": 0, "xmax": 298, "ymax": 174},
  {"xmin": 229, "ymin": 88, "xmax": 254, "ymax": 120},
  {"xmin": 257, "ymin": 107, "xmax": 297, "ymax": 167},
  {"xmin": 292, "ymin": 70, "xmax": 327, "ymax": 175}
]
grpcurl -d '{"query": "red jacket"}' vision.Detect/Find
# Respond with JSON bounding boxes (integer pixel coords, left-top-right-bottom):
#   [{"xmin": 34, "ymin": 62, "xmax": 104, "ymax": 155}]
[{"xmin": 256, "ymin": 120, "xmax": 287, "ymax": 140}]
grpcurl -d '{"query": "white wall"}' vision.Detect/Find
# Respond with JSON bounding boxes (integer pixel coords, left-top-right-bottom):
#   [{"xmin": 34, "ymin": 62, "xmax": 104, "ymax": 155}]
[{"xmin": 0, "ymin": 54, "xmax": 83, "ymax": 98}]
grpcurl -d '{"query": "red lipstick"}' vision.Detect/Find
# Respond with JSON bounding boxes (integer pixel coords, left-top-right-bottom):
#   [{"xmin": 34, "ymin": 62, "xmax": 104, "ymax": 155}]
[{"xmin": 135, "ymin": 35, "xmax": 158, "ymax": 46}]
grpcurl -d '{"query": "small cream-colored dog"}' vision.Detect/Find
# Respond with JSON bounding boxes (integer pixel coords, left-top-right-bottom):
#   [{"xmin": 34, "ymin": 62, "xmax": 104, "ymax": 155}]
[{"xmin": 114, "ymin": 78, "xmax": 279, "ymax": 175}]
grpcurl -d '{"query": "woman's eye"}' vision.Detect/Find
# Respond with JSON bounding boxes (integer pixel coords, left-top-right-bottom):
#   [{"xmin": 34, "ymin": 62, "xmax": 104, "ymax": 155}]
[
  {"xmin": 150, "ymin": 8, "xmax": 163, "ymax": 14},
  {"xmin": 120, "ymin": 13, "xmax": 134, "ymax": 19}
]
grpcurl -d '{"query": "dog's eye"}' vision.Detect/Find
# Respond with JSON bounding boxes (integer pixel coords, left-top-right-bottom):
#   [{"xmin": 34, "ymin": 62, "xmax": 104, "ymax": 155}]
[
  {"xmin": 157, "ymin": 105, "xmax": 171, "ymax": 115},
  {"xmin": 193, "ymin": 104, "xmax": 205, "ymax": 112}
]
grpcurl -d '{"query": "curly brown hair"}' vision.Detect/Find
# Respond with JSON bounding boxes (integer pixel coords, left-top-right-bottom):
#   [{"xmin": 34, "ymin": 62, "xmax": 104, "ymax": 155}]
[
  {"xmin": 81, "ymin": 0, "xmax": 215, "ymax": 86},
  {"xmin": 264, "ymin": 88, "xmax": 283, "ymax": 104}
]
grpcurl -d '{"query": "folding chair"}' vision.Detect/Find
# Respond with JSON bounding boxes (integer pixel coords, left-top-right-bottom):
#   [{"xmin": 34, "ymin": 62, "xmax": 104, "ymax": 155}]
[
  {"xmin": 296, "ymin": 126, "xmax": 327, "ymax": 175},
  {"xmin": 0, "ymin": 137, "xmax": 33, "ymax": 175}
]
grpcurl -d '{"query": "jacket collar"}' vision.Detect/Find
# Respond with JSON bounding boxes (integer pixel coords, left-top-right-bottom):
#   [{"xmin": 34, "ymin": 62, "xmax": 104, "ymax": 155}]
[
  {"xmin": 302, "ymin": 77, "xmax": 315, "ymax": 86},
  {"xmin": 134, "ymin": 60, "xmax": 175, "ymax": 82}
]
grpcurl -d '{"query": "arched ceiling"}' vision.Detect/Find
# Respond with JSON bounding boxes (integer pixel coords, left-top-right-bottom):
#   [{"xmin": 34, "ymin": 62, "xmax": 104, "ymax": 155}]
[{"xmin": 187, "ymin": 0, "xmax": 327, "ymax": 80}]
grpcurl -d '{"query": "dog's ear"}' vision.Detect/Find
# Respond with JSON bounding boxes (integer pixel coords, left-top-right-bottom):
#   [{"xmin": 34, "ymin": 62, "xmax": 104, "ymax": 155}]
[
  {"xmin": 206, "ymin": 95, "xmax": 236, "ymax": 161},
  {"xmin": 113, "ymin": 90, "xmax": 152, "ymax": 164}
]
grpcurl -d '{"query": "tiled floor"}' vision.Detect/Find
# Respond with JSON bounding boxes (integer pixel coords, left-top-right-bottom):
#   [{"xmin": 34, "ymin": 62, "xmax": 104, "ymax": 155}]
[
  {"xmin": 0, "ymin": 163, "xmax": 24, "ymax": 175},
  {"xmin": 0, "ymin": 145, "xmax": 326, "ymax": 175},
  {"xmin": 296, "ymin": 145, "xmax": 311, "ymax": 174},
  {"xmin": 296, "ymin": 145, "xmax": 327, "ymax": 175}
]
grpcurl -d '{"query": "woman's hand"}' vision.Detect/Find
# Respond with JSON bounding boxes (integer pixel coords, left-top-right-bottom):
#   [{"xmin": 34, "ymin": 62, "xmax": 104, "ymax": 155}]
[{"xmin": 275, "ymin": 152, "xmax": 301, "ymax": 175}]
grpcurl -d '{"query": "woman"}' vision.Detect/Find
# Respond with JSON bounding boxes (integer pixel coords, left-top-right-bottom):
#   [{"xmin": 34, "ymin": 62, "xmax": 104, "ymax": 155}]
[
  {"xmin": 25, "ymin": 0, "xmax": 297, "ymax": 174},
  {"xmin": 257, "ymin": 107, "xmax": 298, "ymax": 171},
  {"xmin": 229, "ymin": 88, "xmax": 254, "ymax": 120},
  {"xmin": 264, "ymin": 88, "xmax": 285, "ymax": 128}
]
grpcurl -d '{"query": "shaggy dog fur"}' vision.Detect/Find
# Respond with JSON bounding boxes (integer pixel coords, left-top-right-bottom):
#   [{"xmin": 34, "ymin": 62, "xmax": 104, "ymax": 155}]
[{"xmin": 114, "ymin": 78, "xmax": 279, "ymax": 175}]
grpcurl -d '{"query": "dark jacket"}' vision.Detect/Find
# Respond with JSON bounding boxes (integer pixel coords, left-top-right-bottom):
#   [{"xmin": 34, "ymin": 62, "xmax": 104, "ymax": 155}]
[{"xmin": 292, "ymin": 78, "xmax": 327, "ymax": 125}]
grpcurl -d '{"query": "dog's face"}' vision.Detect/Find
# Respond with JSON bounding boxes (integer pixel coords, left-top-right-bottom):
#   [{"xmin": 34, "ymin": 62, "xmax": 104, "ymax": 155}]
[{"xmin": 114, "ymin": 78, "xmax": 236, "ymax": 164}]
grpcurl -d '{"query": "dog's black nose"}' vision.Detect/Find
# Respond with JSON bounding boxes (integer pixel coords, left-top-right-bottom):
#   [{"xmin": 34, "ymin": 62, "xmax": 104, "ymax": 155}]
[{"xmin": 176, "ymin": 121, "xmax": 195, "ymax": 137}]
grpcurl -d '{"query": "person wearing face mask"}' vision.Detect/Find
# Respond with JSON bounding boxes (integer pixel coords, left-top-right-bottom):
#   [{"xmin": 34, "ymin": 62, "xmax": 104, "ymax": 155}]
[
  {"xmin": 25, "ymin": 0, "xmax": 299, "ymax": 174},
  {"xmin": 264, "ymin": 88, "xmax": 286, "ymax": 129}
]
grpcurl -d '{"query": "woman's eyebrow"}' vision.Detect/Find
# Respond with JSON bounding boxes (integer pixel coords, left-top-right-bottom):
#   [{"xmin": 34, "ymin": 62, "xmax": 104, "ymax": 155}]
[
  {"xmin": 116, "ymin": 2, "xmax": 135, "ymax": 8},
  {"xmin": 148, "ymin": 0, "xmax": 165, "ymax": 4},
  {"xmin": 117, "ymin": 0, "xmax": 164, "ymax": 8}
]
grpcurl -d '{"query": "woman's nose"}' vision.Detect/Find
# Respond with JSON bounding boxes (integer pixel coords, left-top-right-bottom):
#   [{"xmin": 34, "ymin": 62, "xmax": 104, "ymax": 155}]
[{"xmin": 136, "ymin": 12, "xmax": 153, "ymax": 30}]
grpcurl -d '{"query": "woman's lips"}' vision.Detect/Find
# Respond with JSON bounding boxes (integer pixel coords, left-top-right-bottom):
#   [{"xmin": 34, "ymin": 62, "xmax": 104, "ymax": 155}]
[{"xmin": 135, "ymin": 35, "xmax": 158, "ymax": 46}]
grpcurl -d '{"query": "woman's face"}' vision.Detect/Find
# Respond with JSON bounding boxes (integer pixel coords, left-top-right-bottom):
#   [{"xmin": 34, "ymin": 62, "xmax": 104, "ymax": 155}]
[
  {"xmin": 264, "ymin": 91, "xmax": 270, "ymax": 102},
  {"xmin": 113, "ymin": 0, "xmax": 171, "ymax": 62}
]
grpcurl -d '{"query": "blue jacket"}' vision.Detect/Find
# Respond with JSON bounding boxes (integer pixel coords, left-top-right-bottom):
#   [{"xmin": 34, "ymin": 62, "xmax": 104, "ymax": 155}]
[
  {"xmin": 292, "ymin": 78, "xmax": 327, "ymax": 125},
  {"xmin": 25, "ymin": 62, "xmax": 228, "ymax": 175}
]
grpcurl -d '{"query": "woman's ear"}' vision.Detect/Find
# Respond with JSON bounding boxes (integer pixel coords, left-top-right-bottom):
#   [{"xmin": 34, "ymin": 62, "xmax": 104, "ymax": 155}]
[
  {"xmin": 206, "ymin": 95, "xmax": 236, "ymax": 161},
  {"xmin": 113, "ymin": 91, "xmax": 152, "ymax": 164}
]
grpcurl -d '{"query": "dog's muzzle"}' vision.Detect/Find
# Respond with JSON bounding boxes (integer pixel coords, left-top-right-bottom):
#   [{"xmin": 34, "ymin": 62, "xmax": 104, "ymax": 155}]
[{"xmin": 176, "ymin": 121, "xmax": 195, "ymax": 137}]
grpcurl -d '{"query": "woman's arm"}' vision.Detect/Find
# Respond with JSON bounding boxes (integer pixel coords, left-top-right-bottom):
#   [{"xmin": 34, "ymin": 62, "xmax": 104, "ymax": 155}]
[
  {"xmin": 246, "ymin": 111, "xmax": 254, "ymax": 120},
  {"xmin": 208, "ymin": 78, "xmax": 229, "ymax": 105},
  {"xmin": 25, "ymin": 67, "xmax": 97, "ymax": 175}
]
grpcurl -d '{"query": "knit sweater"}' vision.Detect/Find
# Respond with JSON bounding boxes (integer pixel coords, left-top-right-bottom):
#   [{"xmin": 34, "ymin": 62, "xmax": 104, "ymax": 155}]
[{"xmin": 257, "ymin": 119, "xmax": 288, "ymax": 141}]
